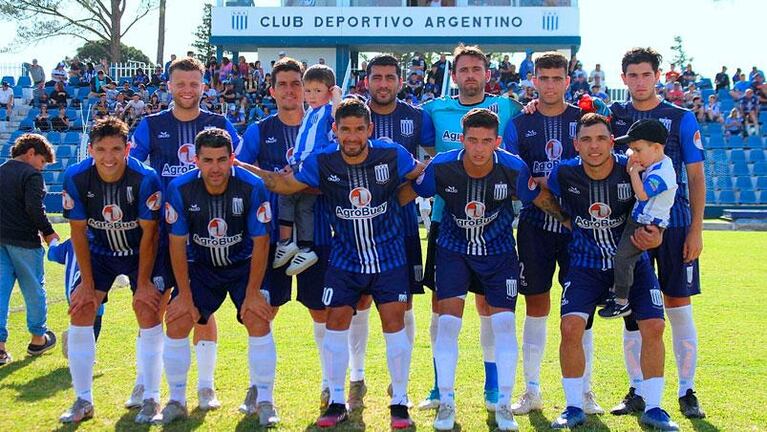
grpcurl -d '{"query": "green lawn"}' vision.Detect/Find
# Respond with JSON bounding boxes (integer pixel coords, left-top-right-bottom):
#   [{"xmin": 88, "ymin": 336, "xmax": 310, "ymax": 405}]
[{"xmin": 1, "ymin": 226, "xmax": 765, "ymax": 431}]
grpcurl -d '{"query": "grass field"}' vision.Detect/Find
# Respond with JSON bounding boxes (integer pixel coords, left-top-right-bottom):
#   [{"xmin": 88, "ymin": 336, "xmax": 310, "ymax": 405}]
[{"xmin": 1, "ymin": 224, "xmax": 766, "ymax": 431}]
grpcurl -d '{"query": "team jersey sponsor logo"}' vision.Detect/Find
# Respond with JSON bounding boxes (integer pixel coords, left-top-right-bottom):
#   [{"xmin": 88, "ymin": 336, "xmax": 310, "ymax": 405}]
[
  {"xmin": 588, "ymin": 202, "xmax": 611, "ymax": 219},
  {"xmin": 88, "ymin": 204, "xmax": 137, "ymax": 230},
  {"xmin": 336, "ymin": 187, "xmax": 387, "ymax": 220},
  {"xmin": 528, "ymin": 176, "xmax": 537, "ymax": 191},
  {"xmin": 193, "ymin": 218, "xmax": 243, "ymax": 247},
  {"xmin": 257, "ymin": 201, "xmax": 272, "ymax": 223},
  {"xmin": 161, "ymin": 143, "xmax": 197, "ymax": 177},
  {"xmin": 165, "ymin": 202, "xmax": 178, "ymax": 224},
  {"xmin": 545, "ymin": 139, "xmax": 563, "ymax": 160},
  {"xmin": 400, "ymin": 119, "xmax": 414, "ymax": 137},
  {"xmin": 285, "ymin": 146, "xmax": 295, "ymax": 164},
  {"xmin": 693, "ymin": 130, "xmax": 704, "ymax": 150},
  {"xmin": 454, "ymin": 200, "xmax": 498, "ymax": 228},
  {"xmin": 617, "ymin": 183, "xmax": 633, "ymax": 201},
  {"xmin": 574, "ymin": 202, "xmax": 624, "ymax": 229},
  {"xmin": 146, "ymin": 191, "xmax": 162, "ymax": 211},
  {"xmin": 441, "ymin": 130, "xmax": 463, "ymax": 143},
  {"xmin": 62, "ymin": 190, "xmax": 74, "ymax": 210}
]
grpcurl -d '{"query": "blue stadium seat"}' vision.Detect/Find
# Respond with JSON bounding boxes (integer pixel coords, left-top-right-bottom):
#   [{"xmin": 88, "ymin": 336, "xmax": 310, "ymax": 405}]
[
  {"xmin": 697, "ymin": 78, "xmax": 713, "ymax": 89},
  {"xmin": 756, "ymin": 177, "xmax": 767, "ymax": 189},
  {"xmin": 46, "ymin": 132, "xmax": 61, "ymax": 144},
  {"xmin": 701, "ymin": 89, "xmax": 715, "ymax": 100},
  {"xmin": 44, "ymin": 171, "xmax": 59, "ymax": 184},
  {"xmin": 759, "ymin": 111, "xmax": 767, "ymax": 126},
  {"xmin": 750, "ymin": 149, "xmax": 765, "ymax": 162},
  {"xmin": 718, "ymin": 190, "xmax": 736, "ymax": 204},
  {"xmin": 732, "ymin": 160, "xmax": 750, "ymax": 176},
  {"xmin": 0, "ymin": 108, "xmax": 5, "ymax": 119},
  {"xmin": 77, "ymin": 87, "xmax": 90, "ymax": 99},
  {"xmin": 18, "ymin": 118, "xmax": 34, "ymax": 130},
  {"xmin": 707, "ymin": 135, "xmax": 725, "ymax": 149},
  {"xmin": 727, "ymin": 135, "xmax": 745, "ymax": 148},
  {"xmin": 705, "ymin": 189, "xmax": 715, "ymax": 203},
  {"xmin": 9, "ymin": 130, "xmax": 24, "ymax": 142},
  {"xmin": 64, "ymin": 132, "xmax": 80, "ymax": 145},
  {"xmin": 43, "ymin": 193, "xmax": 62, "ymax": 213},
  {"xmin": 48, "ymin": 183, "xmax": 63, "ymax": 193},
  {"xmin": 49, "ymin": 108, "xmax": 59, "ymax": 118},
  {"xmin": 118, "ymin": 77, "xmax": 132, "ymax": 86},
  {"xmin": 715, "ymin": 176, "xmax": 733, "ymax": 190},
  {"xmin": 735, "ymin": 176, "xmax": 753, "ymax": 190},
  {"xmin": 65, "ymin": 86, "xmax": 77, "ymax": 99},
  {"xmin": 12, "ymin": 86, "xmax": 22, "ymax": 98},
  {"xmin": 717, "ymin": 89, "xmax": 731, "ymax": 100},
  {"xmin": 0, "ymin": 145, "xmax": 10, "ymax": 157},
  {"xmin": 760, "ymin": 190, "xmax": 767, "ymax": 203},
  {"xmin": 47, "ymin": 160, "xmax": 62, "ymax": 171},
  {"xmin": 710, "ymin": 149, "xmax": 727, "ymax": 161},
  {"xmin": 55, "ymin": 145, "xmax": 74, "ymax": 158},
  {"xmin": 739, "ymin": 190, "xmax": 757, "ymax": 204},
  {"xmin": 754, "ymin": 161, "xmax": 767, "ymax": 176},
  {"xmin": 1, "ymin": 76, "xmax": 14, "ymax": 86},
  {"xmin": 747, "ymin": 135, "xmax": 764, "ymax": 149},
  {"xmin": 17, "ymin": 76, "xmax": 31, "ymax": 87},
  {"xmin": 730, "ymin": 149, "xmax": 746, "ymax": 162},
  {"xmin": 705, "ymin": 175, "xmax": 714, "ymax": 189},
  {"xmin": 720, "ymin": 100, "xmax": 735, "ymax": 113}
]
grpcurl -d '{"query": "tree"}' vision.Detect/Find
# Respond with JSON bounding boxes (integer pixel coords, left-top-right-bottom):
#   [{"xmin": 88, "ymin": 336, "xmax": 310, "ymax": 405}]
[
  {"xmin": 192, "ymin": 3, "xmax": 215, "ymax": 63},
  {"xmin": 156, "ymin": 0, "xmax": 166, "ymax": 64},
  {"xmin": 0, "ymin": 0, "xmax": 158, "ymax": 62},
  {"xmin": 76, "ymin": 40, "xmax": 151, "ymax": 65},
  {"xmin": 670, "ymin": 35, "xmax": 694, "ymax": 67}
]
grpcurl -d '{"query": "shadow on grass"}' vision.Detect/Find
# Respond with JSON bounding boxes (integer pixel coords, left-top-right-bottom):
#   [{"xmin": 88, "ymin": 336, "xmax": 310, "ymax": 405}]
[
  {"xmin": 690, "ymin": 417, "xmax": 720, "ymax": 432},
  {"xmin": 0, "ymin": 355, "xmax": 36, "ymax": 382},
  {"xmin": 7, "ymin": 365, "xmax": 70, "ymax": 401},
  {"xmin": 528, "ymin": 410, "xmax": 551, "ymax": 431},
  {"xmin": 52, "ymin": 418, "xmax": 92, "ymax": 432}
]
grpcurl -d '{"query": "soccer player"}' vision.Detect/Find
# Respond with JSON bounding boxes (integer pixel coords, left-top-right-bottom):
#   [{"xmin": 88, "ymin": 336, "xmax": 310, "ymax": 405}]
[
  {"xmin": 609, "ymin": 48, "xmax": 706, "ymax": 419},
  {"xmin": 240, "ymin": 98, "xmax": 423, "ymax": 429},
  {"xmin": 237, "ymin": 56, "xmax": 334, "ymax": 409},
  {"xmin": 59, "ymin": 117, "xmax": 164, "ymax": 424},
  {"xmin": 344, "ymin": 54, "xmax": 436, "ymax": 409},
  {"xmin": 131, "ymin": 56, "xmax": 242, "ymax": 411},
  {"xmin": 402, "ymin": 108, "xmax": 569, "ymax": 431},
  {"xmin": 156, "ymin": 128, "xmax": 277, "ymax": 426},
  {"xmin": 547, "ymin": 113, "xmax": 678, "ymax": 431},
  {"xmin": 420, "ymin": 43, "xmax": 522, "ymax": 412},
  {"xmin": 504, "ymin": 52, "xmax": 603, "ymax": 415}
]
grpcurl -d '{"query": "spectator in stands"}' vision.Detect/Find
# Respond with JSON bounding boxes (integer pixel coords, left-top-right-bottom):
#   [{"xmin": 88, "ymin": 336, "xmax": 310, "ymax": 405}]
[
  {"xmin": 681, "ymin": 63, "xmax": 696, "ymax": 87},
  {"xmin": 520, "ymin": 50, "xmax": 534, "ymax": 80},
  {"xmin": 32, "ymin": 83, "xmax": 49, "ymax": 108},
  {"xmin": 50, "ymin": 108, "xmax": 69, "ymax": 132},
  {"xmin": 410, "ymin": 52, "xmax": 426, "ymax": 77},
  {"xmin": 732, "ymin": 73, "xmax": 751, "ymax": 100},
  {"xmin": 571, "ymin": 61, "xmax": 586, "ymax": 80},
  {"xmin": 0, "ymin": 133, "xmax": 59, "ymax": 366},
  {"xmin": 150, "ymin": 65, "xmax": 165, "ymax": 86},
  {"xmin": 749, "ymin": 66, "xmax": 764, "ymax": 81},
  {"xmin": 666, "ymin": 81, "xmax": 685, "ymax": 106},
  {"xmin": 89, "ymin": 70, "xmax": 113, "ymax": 98},
  {"xmin": 104, "ymin": 82, "xmax": 119, "ymax": 104},
  {"xmin": 49, "ymin": 82, "xmax": 68, "ymax": 107},
  {"xmin": 568, "ymin": 73, "xmax": 590, "ymax": 102},
  {"xmin": 164, "ymin": 53, "xmax": 177, "ymax": 75},
  {"xmin": 665, "ymin": 63, "xmax": 680, "ymax": 84},
  {"xmin": 201, "ymin": 94, "xmax": 215, "ymax": 112},
  {"xmin": 94, "ymin": 57, "xmax": 109, "ymax": 75},
  {"xmin": 153, "ymin": 82, "xmax": 171, "ymax": 109},
  {"xmin": 724, "ymin": 107, "xmax": 744, "ymax": 137},
  {"xmin": 119, "ymin": 81, "xmax": 134, "ymax": 98},
  {"xmin": 218, "ymin": 56, "xmax": 233, "ymax": 81},
  {"xmin": 148, "ymin": 94, "xmax": 161, "ymax": 114},
  {"xmin": 68, "ymin": 58, "xmax": 83, "ymax": 80},
  {"xmin": 421, "ymin": 85, "xmax": 435, "ymax": 103},
  {"xmin": 732, "ymin": 68, "xmax": 743, "ymax": 84},
  {"xmin": 50, "ymin": 62, "xmax": 67, "ymax": 85},
  {"xmin": 132, "ymin": 68, "xmax": 149, "ymax": 87},
  {"xmin": 433, "ymin": 54, "xmax": 448, "ymax": 93},
  {"xmin": 715, "ymin": 66, "xmax": 730, "ymax": 91},
  {"xmin": 230, "ymin": 69, "xmax": 246, "ymax": 96},
  {"xmin": 112, "ymin": 92, "xmax": 127, "ymax": 117},
  {"xmin": 238, "ymin": 56, "xmax": 249, "ymax": 76},
  {"xmin": 205, "ymin": 57, "xmax": 218, "ymax": 83},
  {"xmin": 134, "ymin": 84, "xmax": 149, "ymax": 102},
  {"xmin": 691, "ymin": 96, "xmax": 705, "ymax": 122},
  {"xmin": 406, "ymin": 72, "xmax": 423, "ymax": 99},
  {"xmin": 354, "ymin": 80, "xmax": 369, "ymax": 99},
  {"xmin": 122, "ymin": 105, "xmax": 139, "ymax": 130},
  {"xmin": 590, "ymin": 84, "xmax": 609, "ymax": 102},
  {"xmin": 589, "ymin": 63, "xmax": 605, "ymax": 87},
  {"xmin": 92, "ymin": 94, "xmax": 109, "ymax": 120},
  {"xmin": 252, "ymin": 60, "xmax": 265, "ymax": 84},
  {"xmin": 80, "ymin": 63, "xmax": 95, "ymax": 87},
  {"xmin": 125, "ymin": 93, "xmax": 146, "ymax": 116},
  {"xmin": 520, "ymin": 71, "xmax": 533, "ymax": 89},
  {"xmin": 24, "ymin": 59, "xmax": 46, "ymax": 86},
  {"xmin": 485, "ymin": 76, "xmax": 501, "ymax": 95},
  {"xmin": 753, "ymin": 74, "xmax": 767, "ymax": 106},
  {"xmin": 684, "ymin": 82, "xmax": 701, "ymax": 108},
  {"xmin": 244, "ymin": 73, "xmax": 260, "ymax": 102},
  {"xmin": 0, "ymin": 81, "xmax": 13, "ymax": 120},
  {"xmin": 34, "ymin": 104, "xmax": 51, "ymax": 131},
  {"xmin": 519, "ymin": 85, "xmax": 536, "ymax": 105},
  {"xmin": 203, "ymin": 82, "xmax": 218, "ymax": 100},
  {"xmin": 221, "ymin": 81, "xmax": 238, "ymax": 105},
  {"xmin": 45, "ymin": 94, "xmax": 58, "ymax": 110},
  {"xmin": 740, "ymin": 88, "xmax": 760, "ymax": 134},
  {"xmin": 704, "ymin": 94, "xmax": 723, "ymax": 123}
]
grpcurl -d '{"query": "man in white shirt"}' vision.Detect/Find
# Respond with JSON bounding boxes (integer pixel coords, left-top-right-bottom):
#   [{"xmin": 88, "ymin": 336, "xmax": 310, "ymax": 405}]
[{"xmin": 0, "ymin": 81, "xmax": 13, "ymax": 120}]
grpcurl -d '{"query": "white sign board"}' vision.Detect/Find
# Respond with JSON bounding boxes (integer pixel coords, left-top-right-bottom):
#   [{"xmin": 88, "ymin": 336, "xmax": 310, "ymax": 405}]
[{"xmin": 213, "ymin": 7, "xmax": 579, "ymax": 38}]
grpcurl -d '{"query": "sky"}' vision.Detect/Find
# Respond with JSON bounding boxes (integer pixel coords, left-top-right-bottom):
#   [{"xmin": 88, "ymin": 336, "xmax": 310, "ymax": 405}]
[{"xmin": 0, "ymin": 0, "xmax": 761, "ymax": 88}]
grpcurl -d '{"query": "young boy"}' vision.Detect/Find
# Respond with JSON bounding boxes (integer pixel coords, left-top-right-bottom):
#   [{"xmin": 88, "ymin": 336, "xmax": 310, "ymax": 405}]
[
  {"xmin": 47, "ymin": 239, "xmax": 106, "ymax": 358},
  {"xmin": 599, "ymin": 118, "xmax": 678, "ymax": 318},
  {"xmin": 272, "ymin": 64, "xmax": 341, "ymax": 276}
]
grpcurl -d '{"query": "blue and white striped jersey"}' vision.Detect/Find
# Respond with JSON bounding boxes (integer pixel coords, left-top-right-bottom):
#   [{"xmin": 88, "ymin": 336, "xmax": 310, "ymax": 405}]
[
  {"xmin": 165, "ymin": 166, "xmax": 271, "ymax": 267},
  {"xmin": 291, "ymin": 103, "xmax": 334, "ymax": 166},
  {"xmin": 548, "ymin": 155, "xmax": 642, "ymax": 270},
  {"xmin": 294, "ymin": 139, "xmax": 417, "ymax": 274},
  {"xmin": 412, "ymin": 148, "xmax": 539, "ymax": 256},
  {"xmin": 610, "ymin": 100, "xmax": 705, "ymax": 228},
  {"xmin": 237, "ymin": 114, "xmax": 333, "ymax": 246},
  {"xmin": 62, "ymin": 157, "xmax": 162, "ymax": 257},
  {"xmin": 632, "ymin": 156, "xmax": 677, "ymax": 228},
  {"xmin": 370, "ymin": 99, "xmax": 436, "ymax": 238},
  {"xmin": 505, "ymin": 104, "xmax": 580, "ymax": 233},
  {"xmin": 130, "ymin": 109, "xmax": 242, "ymax": 191}
]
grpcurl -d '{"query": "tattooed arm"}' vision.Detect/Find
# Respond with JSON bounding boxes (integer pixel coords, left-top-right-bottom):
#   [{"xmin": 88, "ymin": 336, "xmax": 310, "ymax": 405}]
[{"xmin": 532, "ymin": 188, "xmax": 571, "ymax": 230}]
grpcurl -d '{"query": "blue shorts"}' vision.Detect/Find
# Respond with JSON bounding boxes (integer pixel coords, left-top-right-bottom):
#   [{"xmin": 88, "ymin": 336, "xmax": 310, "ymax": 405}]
[
  {"xmin": 560, "ymin": 260, "xmax": 665, "ymax": 321},
  {"xmin": 322, "ymin": 265, "xmax": 410, "ymax": 309},
  {"xmin": 647, "ymin": 226, "xmax": 701, "ymax": 298},
  {"xmin": 72, "ymin": 254, "xmax": 136, "ymax": 304},
  {"xmin": 423, "ymin": 222, "xmax": 484, "ymax": 294},
  {"xmin": 187, "ymin": 260, "xmax": 251, "ymax": 325},
  {"xmin": 435, "ymin": 246, "xmax": 520, "ymax": 310},
  {"xmin": 517, "ymin": 220, "xmax": 571, "ymax": 296},
  {"xmin": 151, "ymin": 244, "xmax": 175, "ymax": 293},
  {"xmin": 404, "ymin": 234, "xmax": 425, "ymax": 296},
  {"xmin": 267, "ymin": 242, "xmax": 330, "ymax": 310}
]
